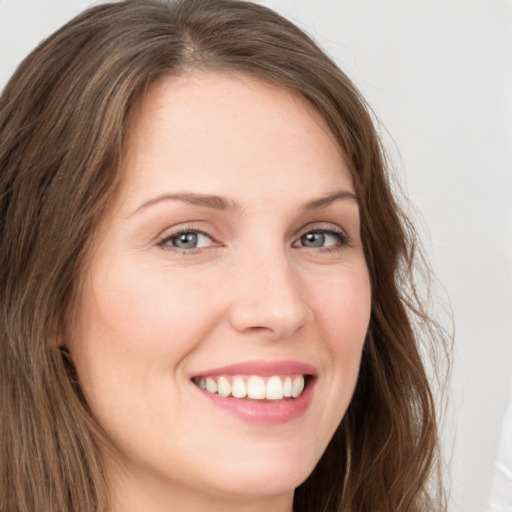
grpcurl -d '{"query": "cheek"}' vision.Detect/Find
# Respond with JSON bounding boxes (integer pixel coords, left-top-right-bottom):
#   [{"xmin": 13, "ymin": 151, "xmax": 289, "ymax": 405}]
[
  {"xmin": 315, "ymin": 266, "xmax": 371, "ymax": 349},
  {"xmin": 312, "ymin": 267, "xmax": 371, "ymax": 400},
  {"xmin": 77, "ymin": 261, "xmax": 218, "ymax": 357},
  {"xmin": 68, "ymin": 260, "xmax": 222, "ymax": 420}
]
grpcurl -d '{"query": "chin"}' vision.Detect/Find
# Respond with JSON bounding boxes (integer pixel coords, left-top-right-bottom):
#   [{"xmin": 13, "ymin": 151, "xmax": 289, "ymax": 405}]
[{"xmin": 197, "ymin": 443, "xmax": 319, "ymax": 499}]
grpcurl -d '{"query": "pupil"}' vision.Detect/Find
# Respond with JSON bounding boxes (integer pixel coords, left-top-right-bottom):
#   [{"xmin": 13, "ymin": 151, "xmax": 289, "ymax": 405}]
[
  {"xmin": 174, "ymin": 232, "xmax": 198, "ymax": 249},
  {"xmin": 303, "ymin": 232, "xmax": 324, "ymax": 247}
]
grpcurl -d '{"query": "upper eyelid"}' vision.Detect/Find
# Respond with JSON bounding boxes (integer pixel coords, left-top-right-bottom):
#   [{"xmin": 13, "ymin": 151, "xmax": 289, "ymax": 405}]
[{"xmin": 294, "ymin": 222, "xmax": 348, "ymax": 237}]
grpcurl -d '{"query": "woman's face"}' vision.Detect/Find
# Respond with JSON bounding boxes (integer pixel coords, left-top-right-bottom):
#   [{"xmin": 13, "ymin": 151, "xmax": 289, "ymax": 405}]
[{"xmin": 68, "ymin": 73, "xmax": 371, "ymax": 510}]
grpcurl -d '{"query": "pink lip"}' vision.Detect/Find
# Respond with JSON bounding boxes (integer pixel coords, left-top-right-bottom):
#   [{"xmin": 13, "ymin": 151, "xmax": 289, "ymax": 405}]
[
  {"xmin": 191, "ymin": 360, "xmax": 317, "ymax": 378},
  {"xmin": 190, "ymin": 360, "xmax": 317, "ymax": 425}
]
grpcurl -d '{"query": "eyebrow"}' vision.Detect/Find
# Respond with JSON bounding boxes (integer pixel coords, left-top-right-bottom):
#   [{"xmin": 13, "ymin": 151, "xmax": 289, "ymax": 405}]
[
  {"xmin": 301, "ymin": 190, "xmax": 359, "ymax": 210},
  {"xmin": 131, "ymin": 192, "xmax": 238, "ymax": 216},
  {"xmin": 131, "ymin": 189, "xmax": 358, "ymax": 216}
]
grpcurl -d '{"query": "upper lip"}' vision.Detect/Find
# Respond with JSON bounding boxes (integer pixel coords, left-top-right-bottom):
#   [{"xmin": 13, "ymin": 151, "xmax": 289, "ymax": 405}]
[{"xmin": 191, "ymin": 360, "xmax": 317, "ymax": 378}]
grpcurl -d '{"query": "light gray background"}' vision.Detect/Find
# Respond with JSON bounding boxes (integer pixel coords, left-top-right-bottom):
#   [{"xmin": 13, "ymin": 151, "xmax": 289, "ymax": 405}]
[{"xmin": 1, "ymin": 1, "xmax": 511, "ymax": 511}]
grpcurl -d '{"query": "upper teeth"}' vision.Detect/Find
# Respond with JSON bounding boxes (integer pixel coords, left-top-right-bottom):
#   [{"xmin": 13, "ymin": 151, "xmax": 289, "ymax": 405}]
[{"xmin": 195, "ymin": 375, "xmax": 305, "ymax": 400}]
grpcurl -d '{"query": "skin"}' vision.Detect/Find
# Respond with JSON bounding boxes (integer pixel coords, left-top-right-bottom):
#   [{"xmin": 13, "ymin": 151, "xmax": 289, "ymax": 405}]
[{"xmin": 67, "ymin": 72, "xmax": 372, "ymax": 512}]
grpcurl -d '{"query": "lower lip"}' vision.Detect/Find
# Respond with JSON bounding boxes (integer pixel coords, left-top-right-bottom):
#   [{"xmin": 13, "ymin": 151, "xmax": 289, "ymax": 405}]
[{"xmin": 195, "ymin": 380, "xmax": 315, "ymax": 425}]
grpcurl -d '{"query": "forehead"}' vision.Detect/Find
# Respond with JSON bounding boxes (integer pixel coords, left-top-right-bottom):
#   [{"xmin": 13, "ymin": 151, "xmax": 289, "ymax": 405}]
[{"xmin": 118, "ymin": 72, "xmax": 353, "ymax": 211}]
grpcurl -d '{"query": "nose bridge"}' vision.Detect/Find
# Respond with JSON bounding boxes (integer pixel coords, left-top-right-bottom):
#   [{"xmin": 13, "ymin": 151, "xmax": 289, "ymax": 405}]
[{"xmin": 228, "ymin": 239, "xmax": 311, "ymax": 339}]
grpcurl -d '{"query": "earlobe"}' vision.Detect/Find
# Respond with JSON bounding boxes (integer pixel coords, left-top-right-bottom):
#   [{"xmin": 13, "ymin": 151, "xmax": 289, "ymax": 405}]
[
  {"xmin": 56, "ymin": 321, "xmax": 75, "ymax": 349},
  {"xmin": 51, "ymin": 335, "xmax": 64, "ymax": 348},
  {"xmin": 51, "ymin": 332, "xmax": 67, "ymax": 349}
]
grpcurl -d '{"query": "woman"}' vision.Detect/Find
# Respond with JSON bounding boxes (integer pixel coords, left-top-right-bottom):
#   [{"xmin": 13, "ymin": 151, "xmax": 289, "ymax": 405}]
[{"xmin": 0, "ymin": 1, "xmax": 449, "ymax": 511}]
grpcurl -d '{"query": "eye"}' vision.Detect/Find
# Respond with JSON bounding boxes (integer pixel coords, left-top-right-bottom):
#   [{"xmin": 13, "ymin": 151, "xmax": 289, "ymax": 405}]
[
  {"xmin": 293, "ymin": 229, "xmax": 349, "ymax": 250},
  {"xmin": 160, "ymin": 230, "xmax": 215, "ymax": 250}
]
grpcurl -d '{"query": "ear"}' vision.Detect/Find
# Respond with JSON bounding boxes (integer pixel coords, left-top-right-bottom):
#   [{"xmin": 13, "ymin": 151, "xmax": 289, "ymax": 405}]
[{"xmin": 50, "ymin": 325, "xmax": 68, "ymax": 349}]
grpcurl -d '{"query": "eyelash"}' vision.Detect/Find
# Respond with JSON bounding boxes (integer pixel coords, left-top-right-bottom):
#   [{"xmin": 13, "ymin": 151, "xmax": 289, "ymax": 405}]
[
  {"xmin": 157, "ymin": 225, "xmax": 351, "ymax": 253},
  {"xmin": 293, "ymin": 227, "xmax": 351, "ymax": 252},
  {"xmin": 158, "ymin": 226, "xmax": 218, "ymax": 253}
]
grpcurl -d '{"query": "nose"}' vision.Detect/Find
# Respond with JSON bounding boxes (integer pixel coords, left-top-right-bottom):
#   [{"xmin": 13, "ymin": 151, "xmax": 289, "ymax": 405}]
[{"xmin": 228, "ymin": 249, "xmax": 312, "ymax": 340}]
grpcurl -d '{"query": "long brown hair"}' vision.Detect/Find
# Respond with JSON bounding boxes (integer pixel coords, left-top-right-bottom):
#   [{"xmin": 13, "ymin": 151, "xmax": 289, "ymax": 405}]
[{"xmin": 0, "ymin": 1, "xmax": 449, "ymax": 511}]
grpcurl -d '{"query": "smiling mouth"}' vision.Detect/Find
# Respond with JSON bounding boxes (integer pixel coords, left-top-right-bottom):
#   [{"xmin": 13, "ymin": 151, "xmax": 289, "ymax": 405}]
[{"xmin": 192, "ymin": 374, "xmax": 310, "ymax": 401}]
